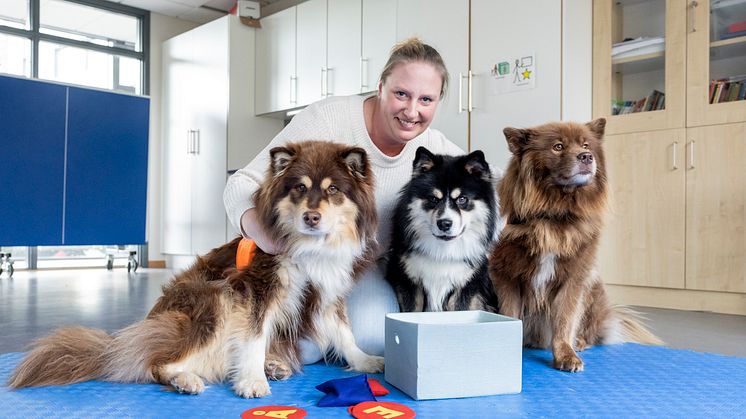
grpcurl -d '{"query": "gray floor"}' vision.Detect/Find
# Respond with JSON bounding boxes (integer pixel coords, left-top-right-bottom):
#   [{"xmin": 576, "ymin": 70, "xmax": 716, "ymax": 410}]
[{"xmin": 1, "ymin": 269, "xmax": 745, "ymax": 357}]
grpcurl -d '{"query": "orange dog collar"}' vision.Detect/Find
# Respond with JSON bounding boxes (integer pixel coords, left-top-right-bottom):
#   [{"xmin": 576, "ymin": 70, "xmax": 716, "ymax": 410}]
[{"xmin": 236, "ymin": 238, "xmax": 257, "ymax": 269}]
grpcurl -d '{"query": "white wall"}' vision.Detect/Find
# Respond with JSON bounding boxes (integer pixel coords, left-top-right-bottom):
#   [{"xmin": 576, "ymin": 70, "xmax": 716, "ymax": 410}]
[
  {"xmin": 562, "ymin": 0, "xmax": 593, "ymax": 123},
  {"xmin": 147, "ymin": 13, "xmax": 200, "ymax": 263}
]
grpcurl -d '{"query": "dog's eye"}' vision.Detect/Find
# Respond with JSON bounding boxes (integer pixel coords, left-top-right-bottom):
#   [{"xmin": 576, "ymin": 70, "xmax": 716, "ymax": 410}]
[
  {"xmin": 582, "ymin": 143, "xmax": 589, "ymax": 149},
  {"xmin": 295, "ymin": 184, "xmax": 307, "ymax": 193},
  {"xmin": 429, "ymin": 196, "xmax": 440, "ymax": 204},
  {"xmin": 553, "ymin": 143, "xmax": 564, "ymax": 151},
  {"xmin": 327, "ymin": 185, "xmax": 338, "ymax": 195},
  {"xmin": 456, "ymin": 196, "xmax": 469, "ymax": 206}
]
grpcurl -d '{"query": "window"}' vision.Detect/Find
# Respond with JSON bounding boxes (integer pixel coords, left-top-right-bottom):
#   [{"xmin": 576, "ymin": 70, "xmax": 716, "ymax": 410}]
[{"xmin": 0, "ymin": 0, "xmax": 149, "ymax": 94}]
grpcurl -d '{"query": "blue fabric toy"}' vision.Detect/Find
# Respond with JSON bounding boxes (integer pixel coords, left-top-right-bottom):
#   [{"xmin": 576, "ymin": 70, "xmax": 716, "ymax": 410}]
[{"xmin": 316, "ymin": 374, "xmax": 377, "ymax": 407}]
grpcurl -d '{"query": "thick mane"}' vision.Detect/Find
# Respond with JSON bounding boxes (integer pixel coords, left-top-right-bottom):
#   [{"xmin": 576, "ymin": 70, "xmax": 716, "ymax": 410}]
[{"xmin": 498, "ymin": 122, "xmax": 609, "ymax": 256}]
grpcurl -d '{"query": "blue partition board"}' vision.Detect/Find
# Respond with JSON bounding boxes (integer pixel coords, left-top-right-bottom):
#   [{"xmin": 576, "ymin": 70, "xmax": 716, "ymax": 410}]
[
  {"xmin": 1, "ymin": 344, "xmax": 744, "ymax": 418},
  {"xmin": 65, "ymin": 87, "xmax": 149, "ymax": 245},
  {"xmin": 0, "ymin": 75, "xmax": 66, "ymax": 246}
]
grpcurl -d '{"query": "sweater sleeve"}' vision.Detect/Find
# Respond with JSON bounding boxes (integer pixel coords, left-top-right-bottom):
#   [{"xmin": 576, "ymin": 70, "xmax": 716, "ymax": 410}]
[{"xmin": 223, "ymin": 103, "xmax": 333, "ymax": 235}]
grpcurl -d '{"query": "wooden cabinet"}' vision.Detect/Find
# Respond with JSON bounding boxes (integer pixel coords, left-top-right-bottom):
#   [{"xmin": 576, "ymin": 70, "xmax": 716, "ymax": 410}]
[
  {"xmin": 593, "ymin": 0, "xmax": 746, "ymax": 313},
  {"xmin": 162, "ymin": 16, "xmax": 282, "ymax": 263}
]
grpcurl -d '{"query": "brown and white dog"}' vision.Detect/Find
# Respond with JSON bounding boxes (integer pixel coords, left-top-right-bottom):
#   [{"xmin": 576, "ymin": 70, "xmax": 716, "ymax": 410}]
[
  {"xmin": 8, "ymin": 141, "xmax": 383, "ymax": 397},
  {"xmin": 488, "ymin": 118, "xmax": 661, "ymax": 373}
]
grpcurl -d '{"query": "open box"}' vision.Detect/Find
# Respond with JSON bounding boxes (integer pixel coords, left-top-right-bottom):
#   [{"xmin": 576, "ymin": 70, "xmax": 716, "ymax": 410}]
[{"xmin": 384, "ymin": 310, "xmax": 522, "ymax": 400}]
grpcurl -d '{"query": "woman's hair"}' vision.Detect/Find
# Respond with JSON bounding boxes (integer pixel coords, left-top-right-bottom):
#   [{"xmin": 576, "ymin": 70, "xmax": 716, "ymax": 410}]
[{"xmin": 378, "ymin": 38, "xmax": 449, "ymax": 99}]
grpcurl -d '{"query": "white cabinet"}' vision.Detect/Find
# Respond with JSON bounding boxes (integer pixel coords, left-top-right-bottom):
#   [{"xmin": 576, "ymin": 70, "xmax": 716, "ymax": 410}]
[
  {"xmin": 256, "ymin": 7, "xmax": 297, "ymax": 115},
  {"xmin": 297, "ymin": 0, "xmax": 328, "ymax": 106},
  {"xmin": 163, "ymin": 16, "xmax": 283, "ymax": 262},
  {"xmin": 361, "ymin": 0, "xmax": 397, "ymax": 93},
  {"xmin": 328, "ymin": 0, "xmax": 362, "ymax": 97}
]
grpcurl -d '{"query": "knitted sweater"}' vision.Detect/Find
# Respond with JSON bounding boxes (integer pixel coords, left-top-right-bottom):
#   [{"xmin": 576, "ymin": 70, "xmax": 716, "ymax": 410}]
[{"xmin": 223, "ymin": 94, "xmax": 464, "ymax": 257}]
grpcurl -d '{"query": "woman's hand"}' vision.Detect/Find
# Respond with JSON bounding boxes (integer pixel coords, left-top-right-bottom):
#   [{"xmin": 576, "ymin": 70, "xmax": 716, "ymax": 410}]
[{"xmin": 240, "ymin": 208, "xmax": 282, "ymax": 255}]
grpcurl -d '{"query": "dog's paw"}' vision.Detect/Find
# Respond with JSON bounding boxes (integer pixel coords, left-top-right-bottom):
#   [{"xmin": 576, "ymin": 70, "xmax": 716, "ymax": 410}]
[
  {"xmin": 575, "ymin": 337, "xmax": 591, "ymax": 352},
  {"xmin": 553, "ymin": 352, "xmax": 584, "ymax": 372},
  {"xmin": 264, "ymin": 358, "xmax": 293, "ymax": 381},
  {"xmin": 170, "ymin": 372, "xmax": 205, "ymax": 394},
  {"xmin": 349, "ymin": 355, "xmax": 385, "ymax": 373},
  {"xmin": 233, "ymin": 376, "xmax": 271, "ymax": 398}
]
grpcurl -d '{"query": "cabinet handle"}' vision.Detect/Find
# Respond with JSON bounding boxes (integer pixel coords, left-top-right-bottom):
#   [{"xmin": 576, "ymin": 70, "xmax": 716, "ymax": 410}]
[
  {"xmin": 321, "ymin": 67, "xmax": 326, "ymax": 98},
  {"xmin": 688, "ymin": 140, "xmax": 695, "ymax": 169},
  {"xmin": 689, "ymin": 1, "xmax": 699, "ymax": 33},
  {"xmin": 671, "ymin": 141, "xmax": 678, "ymax": 170},
  {"xmin": 194, "ymin": 129, "xmax": 200, "ymax": 155},
  {"xmin": 361, "ymin": 58, "xmax": 369, "ymax": 92},
  {"xmin": 468, "ymin": 70, "xmax": 474, "ymax": 112},
  {"xmin": 326, "ymin": 67, "xmax": 333, "ymax": 97},
  {"xmin": 290, "ymin": 76, "xmax": 297, "ymax": 105},
  {"xmin": 458, "ymin": 72, "xmax": 463, "ymax": 113}
]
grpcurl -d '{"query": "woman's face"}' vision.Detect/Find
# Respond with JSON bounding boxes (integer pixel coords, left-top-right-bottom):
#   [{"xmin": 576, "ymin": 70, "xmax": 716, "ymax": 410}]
[{"xmin": 377, "ymin": 61, "xmax": 443, "ymax": 145}]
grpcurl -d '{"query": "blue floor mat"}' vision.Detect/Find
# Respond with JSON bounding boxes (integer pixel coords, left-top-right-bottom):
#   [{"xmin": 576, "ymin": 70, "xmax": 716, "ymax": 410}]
[{"xmin": 1, "ymin": 344, "xmax": 744, "ymax": 418}]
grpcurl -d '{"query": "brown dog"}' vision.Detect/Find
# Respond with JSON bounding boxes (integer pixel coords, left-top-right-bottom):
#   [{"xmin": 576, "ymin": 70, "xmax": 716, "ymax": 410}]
[
  {"xmin": 8, "ymin": 141, "xmax": 383, "ymax": 397},
  {"xmin": 489, "ymin": 118, "xmax": 661, "ymax": 372}
]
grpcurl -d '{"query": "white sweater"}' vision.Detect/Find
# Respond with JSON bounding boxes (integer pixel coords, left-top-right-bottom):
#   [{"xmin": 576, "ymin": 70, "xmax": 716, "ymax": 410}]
[{"xmin": 223, "ymin": 95, "xmax": 464, "ymax": 257}]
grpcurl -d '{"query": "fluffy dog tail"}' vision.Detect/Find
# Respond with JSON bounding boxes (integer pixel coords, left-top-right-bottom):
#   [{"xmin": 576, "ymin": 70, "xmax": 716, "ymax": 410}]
[
  {"xmin": 606, "ymin": 306, "xmax": 663, "ymax": 346},
  {"xmin": 7, "ymin": 326, "xmax": 112, "ymax": 388}
]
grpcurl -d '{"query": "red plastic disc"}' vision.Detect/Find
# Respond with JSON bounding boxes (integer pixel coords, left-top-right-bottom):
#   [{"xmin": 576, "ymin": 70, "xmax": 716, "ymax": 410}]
[
  {"xmin": 241, "ymin": 406, "xmax": 307, "ymax": 419},
  {"xmin": 349, "ymin": 401, "xmax": 416, "ymax": 419}
]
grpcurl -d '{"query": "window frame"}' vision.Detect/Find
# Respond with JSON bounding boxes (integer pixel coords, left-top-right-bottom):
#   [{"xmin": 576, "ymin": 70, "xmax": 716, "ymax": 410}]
[{"xmin": 0, "ymin": 0, "xmax": 150, "ymax": 94}]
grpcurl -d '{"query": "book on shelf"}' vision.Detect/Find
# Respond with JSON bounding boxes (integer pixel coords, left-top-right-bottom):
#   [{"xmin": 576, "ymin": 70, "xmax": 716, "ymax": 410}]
[
  {"xmin": 610, "ymin": 90, "xmax": 665, "ymax": 115},
  {"xmin": 728, "ymin": 21, "xmax": 746, "ymax": 33},
  {"xmin": 719, "ymin": 29, "xmax": 746, "ymax": 40},
  {"xmin": 708, "ymin": 78, "xmax": 746, "ymax": 103}
]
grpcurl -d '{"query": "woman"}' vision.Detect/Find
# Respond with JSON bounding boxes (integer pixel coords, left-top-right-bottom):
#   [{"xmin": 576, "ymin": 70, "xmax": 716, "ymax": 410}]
[{"xmin": 224, "ymin": 38, "xmax": 464, "ymax": 360}]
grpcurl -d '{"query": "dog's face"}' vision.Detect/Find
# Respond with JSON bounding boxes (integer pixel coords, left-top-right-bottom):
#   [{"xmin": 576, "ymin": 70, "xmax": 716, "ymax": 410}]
[
  {"xmin": 255, "ymin": 141, "xmax": 376, "ymax": 248},
  {"xmin": 504, "ymin": 118, "xmax": 606, "ymax": 191},
  {"xmin": 404, "ymin": 147, "xmax": 496, "ymax": 248}
]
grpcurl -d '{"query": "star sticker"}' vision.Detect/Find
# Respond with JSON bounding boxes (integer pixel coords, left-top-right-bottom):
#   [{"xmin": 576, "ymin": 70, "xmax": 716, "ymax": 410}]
[{"xmin": 522, "ymin": 69, "xmax": 532, "ymax": 79}]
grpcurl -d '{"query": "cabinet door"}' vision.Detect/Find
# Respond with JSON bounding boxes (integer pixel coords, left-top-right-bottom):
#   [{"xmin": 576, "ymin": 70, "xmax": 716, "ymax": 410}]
[
  {"xmin": 396, "ymin": 0, "xmax": 469, "ymax": 152},
  {"xmin": 297, "ymin": 0, "xmax": 327, "ymax": 106},
  {"xmin": 65, "ymin": 87, "xmax": 149, "ymax": 245},
  {"xmin": 162, "ymin": 36, "xmax": 194, "ymax": 254},
  {"xmin": 189, "ymin": 17, "xmax": 229, "ymax": 255},
  {"xmin": 327, "ymin": 0, "xmax": 361, "ymax": 97},
  {"xmin": 361, "ymin": 0, "xmax": 396, "ymax": 93},
  {"xmin": 598, "ymin": 129, "xmax": 686, "ymax": 288},
  {"xmin": 592, "ymin": 0, "xmax": 686, "ymax": 135},
  {"xmin": 686, "ymin": 123, "xmax": 746, "ymax": 292},
  {"xmin": 470, "ymin": 0, "xmax": 561, "ymax": 171},
  {"xmin": 0, "ymin": 76, "xmax": 66, "ymax": 246},
  {"xmin": 686, "ymin": 0, "xmax": 746, "ymax": 127},
  {"xmin": 256, "ymin": 6, "xmax": 297, "ymax": 114}
]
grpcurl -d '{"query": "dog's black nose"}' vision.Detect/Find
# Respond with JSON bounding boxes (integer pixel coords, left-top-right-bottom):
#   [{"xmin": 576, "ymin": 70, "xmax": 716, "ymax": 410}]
[
  {"xmin": 436, "ymin": 219, "xmax": 452, "ymax": 232},
  {"xmin": 303, "ymin": 211, "xmax": 321, "ymax": 227},
  {"xmin": 578, "ymin": 152, "xmax": 593, "ymax": 164}
]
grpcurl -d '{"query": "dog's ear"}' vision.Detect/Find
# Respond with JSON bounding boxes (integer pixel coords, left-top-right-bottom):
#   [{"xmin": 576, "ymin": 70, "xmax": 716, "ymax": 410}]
[
  {"xmin": 464, "ymin": 150, "xmax": 491, "ymax": 181},
  {"xmin": 341, "ymin": 147, "xmax": 368, "ymax": 178},
  {"xmin": 412, "ymin": 146, "xmax": 436, "ymax": 176},
  {"xmin": 269, "ymin": 146, "xmax": 295, "ymax": 176},
  {"xmin": 586, "ymin": 118, "xmax": 606, "ymax": 140},
  {"xmin": 503, "ymin": 127, "xmax": 530, "ymax": 155}
]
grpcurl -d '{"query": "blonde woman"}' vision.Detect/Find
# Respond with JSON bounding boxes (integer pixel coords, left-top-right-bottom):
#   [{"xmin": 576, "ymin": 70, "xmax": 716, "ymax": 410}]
[{"xmin": 224, "ymin": 38, "xmax": 463, "ymax": 361}]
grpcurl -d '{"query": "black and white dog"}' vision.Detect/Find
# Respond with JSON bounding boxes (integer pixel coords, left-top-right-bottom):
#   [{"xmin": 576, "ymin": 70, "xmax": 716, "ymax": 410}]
[{"xmin": 386, "ymin": 147, "xmax": 501, "ymax": 312}]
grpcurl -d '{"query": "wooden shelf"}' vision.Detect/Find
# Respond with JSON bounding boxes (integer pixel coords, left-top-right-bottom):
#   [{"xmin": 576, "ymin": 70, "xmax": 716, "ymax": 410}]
[
  {"xmin": 711, "ymin": 35, "xmax": 746, "ymax": 49},
  {"xmin": 612, "ymin": 51, "xmax": 665, "ymax": 74},
  {"xmin": 612, "ymin": 50, "xmax": 664, "ymax": 65}
]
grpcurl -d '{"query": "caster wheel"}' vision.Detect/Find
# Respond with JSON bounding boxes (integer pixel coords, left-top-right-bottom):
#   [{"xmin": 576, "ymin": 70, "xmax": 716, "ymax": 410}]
[{"xmin": 107, "ymin": 259, "xmax": 114, "ymax": 270}]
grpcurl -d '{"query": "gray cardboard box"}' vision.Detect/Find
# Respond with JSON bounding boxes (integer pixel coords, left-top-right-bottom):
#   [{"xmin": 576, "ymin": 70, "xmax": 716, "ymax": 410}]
[{"xmin": 384, "ymin": 310, "xmax": 522, "ymax": 400}]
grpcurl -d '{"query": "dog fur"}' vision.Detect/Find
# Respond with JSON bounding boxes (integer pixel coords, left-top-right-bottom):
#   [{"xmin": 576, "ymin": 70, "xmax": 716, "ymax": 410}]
[
  {"xmin": 488, "ymin": 118, "xmax": 661, "ymax": 372},
  {"xmin": 387, "ymin": 147, "xmax": 500, "ymax": 312},
  {"xmin": 8, "ymin": 140, "xmax": 384, "ymax": 397}
]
